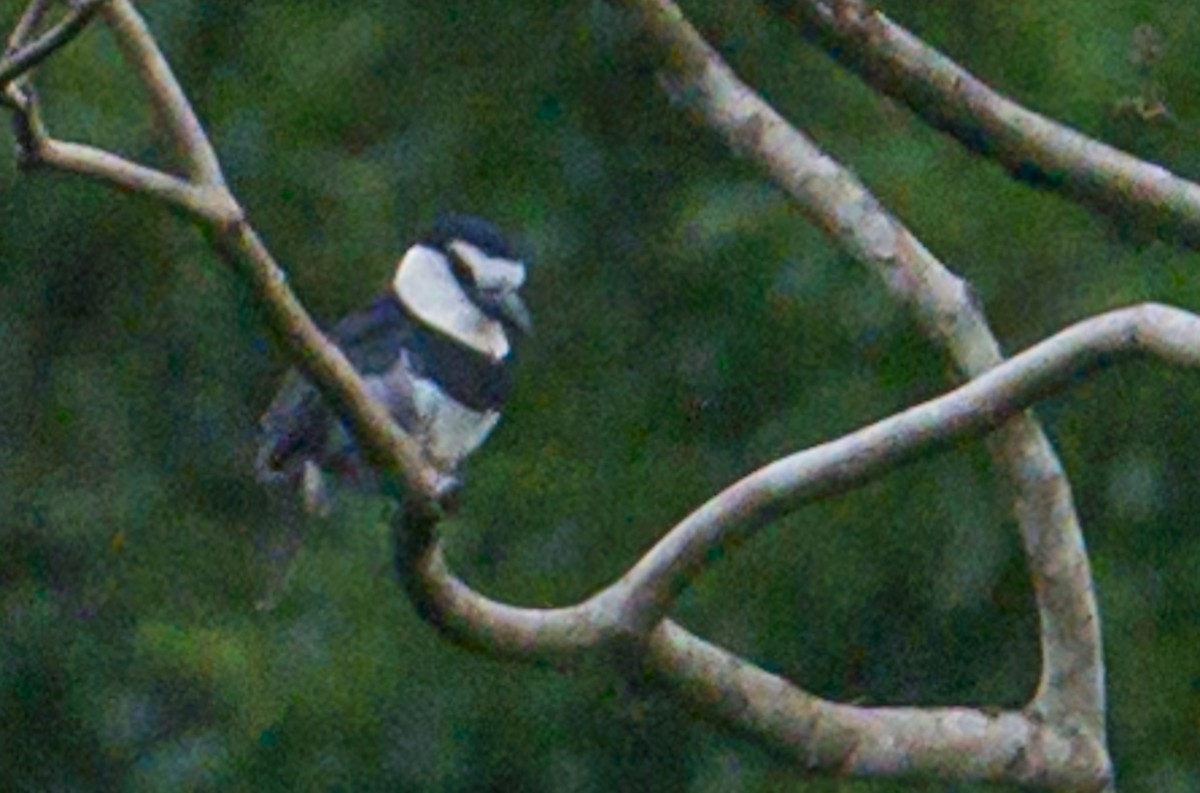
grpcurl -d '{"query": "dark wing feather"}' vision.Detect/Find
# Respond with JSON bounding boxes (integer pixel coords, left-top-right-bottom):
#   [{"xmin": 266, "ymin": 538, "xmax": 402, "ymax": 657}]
[
  {"xmin": 256, "ymin": 297, "xmax": 414, "ymax": 483},
  {"xmin": 327, "ymin": 297, "xmax": 413, "ymax": 375}
]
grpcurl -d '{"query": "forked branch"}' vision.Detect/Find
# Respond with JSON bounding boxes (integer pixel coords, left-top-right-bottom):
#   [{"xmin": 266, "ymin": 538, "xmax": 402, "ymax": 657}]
[
  {"xmin": 611, "ymin": 0, "xmax": 1105, "ymax": 755},
  {"xmin": 0, "ymin": 0, "xmax": 105, "ymax": 90},
  {"xmin": 4, "ymin": 0, "xmax": 447, "ymax": 517}
]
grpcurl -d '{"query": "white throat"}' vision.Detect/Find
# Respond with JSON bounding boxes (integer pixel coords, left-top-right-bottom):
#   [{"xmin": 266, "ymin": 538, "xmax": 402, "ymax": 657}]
[{"xmin": 393, "ymin": 245, "xmax": 510, "ymax": 360}]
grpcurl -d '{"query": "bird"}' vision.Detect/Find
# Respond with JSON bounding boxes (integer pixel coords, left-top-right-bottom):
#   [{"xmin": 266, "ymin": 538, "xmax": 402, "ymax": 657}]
[{"xmin": 255, "ymin": 214, "xmax": 532, "ymax": 515}]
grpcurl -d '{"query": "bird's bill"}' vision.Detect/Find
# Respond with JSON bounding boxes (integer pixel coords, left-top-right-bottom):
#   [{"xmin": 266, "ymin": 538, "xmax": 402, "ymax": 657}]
[{"xmin": 497, "ymin": 290, "xmax": 533, "ymax": 335}]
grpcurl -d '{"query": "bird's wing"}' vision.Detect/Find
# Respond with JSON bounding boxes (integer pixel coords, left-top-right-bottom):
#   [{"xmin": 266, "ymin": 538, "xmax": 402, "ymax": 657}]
[
  {"xmin": 328, "ymin": 296, "xmax": 413, "ymax": 375},
  {"xmin": 256, "ymin": 368, "xmax": 325, "ymax": 483},
  {"xmin": 257, "ymin": 297, "xmax": 416, "ymax": 483}
]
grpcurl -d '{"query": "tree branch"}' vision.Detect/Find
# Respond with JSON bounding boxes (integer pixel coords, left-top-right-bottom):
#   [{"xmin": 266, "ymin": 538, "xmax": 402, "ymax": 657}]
[
  {"xmin": 31, "ymin": 137, "xmax": 218, "ymax": 214},
  {"xmin": 0, "ymin": 0, "xmax": 105, "ymax": 89},
  {"xmin": 6, "ymin": 0, "xmax": 52, "ymax": 53},
  {"xmin": 643, "ymin": 621, "xmax": 1110, "ymax": 789},
  {"xmin": 212, "ymin": 216, "xmax": 448, "ymax": 511},
  {"xmin": 613, "ymin": 0, "xmax": 1106, "ymax": 749},
  {"xmin": 595, "ymin": 303, "xmax": 1199, "ymax": 629},
  {"xmin": 97, "ymin": 0, "xmax": 224, "ymax": 186},
  {"xmin": 408, "ymin": 302, "xmax": 1196, "ymax": 635},
  {"xmin": 393, "ymin": 530, "xmax": 621, "ymax": 663},
  {"xmin": 398, "ymin": 303, "xmax": 1182, "ymax": 788},
  {"xmin": 765, "ymin": 0, "xmax": 1200, "ymax": 249},
  {"xmin": 1, "ymin": 1, "xmax": 445, "ymax": 513}
]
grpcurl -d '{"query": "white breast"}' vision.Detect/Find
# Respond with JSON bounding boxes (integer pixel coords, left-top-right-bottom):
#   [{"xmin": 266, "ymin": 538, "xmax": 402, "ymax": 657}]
[{"xmin": 407, "ymin": 373, "xmax": 502, "ymax": 471}]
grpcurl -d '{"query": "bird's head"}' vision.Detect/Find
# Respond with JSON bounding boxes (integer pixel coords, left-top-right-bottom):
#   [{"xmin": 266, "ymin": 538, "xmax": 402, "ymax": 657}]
[{"xmin": 392, "ymin": 214, "xmax": 532, "ymax": 359}]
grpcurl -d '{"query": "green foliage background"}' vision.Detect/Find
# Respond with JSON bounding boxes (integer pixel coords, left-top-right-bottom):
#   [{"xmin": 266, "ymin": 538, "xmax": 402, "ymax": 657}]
[{"xmin": 1, "ymin": 0, "xmax": 1198, "ymax": 790}]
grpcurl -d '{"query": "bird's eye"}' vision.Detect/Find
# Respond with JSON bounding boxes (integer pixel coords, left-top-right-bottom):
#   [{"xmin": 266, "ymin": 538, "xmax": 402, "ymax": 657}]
[{"xmin": 447, "ymin": 246, "xmax": 478, "ymax": 288}]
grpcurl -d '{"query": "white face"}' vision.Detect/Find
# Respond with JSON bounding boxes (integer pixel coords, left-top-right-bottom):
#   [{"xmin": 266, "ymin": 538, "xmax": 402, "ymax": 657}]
[
  {"xmin": 447, "ymin": 240, "xmax": 526, "ymax": 292},
  {"xmin": 392, "ymin": 244, "xmax": 515, "ymax": 361}
]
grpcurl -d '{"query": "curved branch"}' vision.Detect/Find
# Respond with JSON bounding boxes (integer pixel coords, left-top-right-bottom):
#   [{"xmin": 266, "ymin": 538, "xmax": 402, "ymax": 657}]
[
  {"xmin": 402, "ymin": 547, "xmax": 1113, "ymax": 786},
  {"xmin": 643, "ymin": 621, "xmax": 1111, "ymax": 788},
  {"xmin": 396, "ymin": 538, "xmax": 622, "ymax": 663},
  {"xmin": 765, "ymin": 0, "xmax": 1200, "ymax": 249},
  {"xmin": 402, "ymin": 302, "xmax": 1183, "ymax": 788},
  {"xmin": 615, "ymin": 0, "xmax": 1105, "ymax": 745},
  {"xmin": 408, "ymin": 303, "xmax": 1198, "ymax": 647},
  {"xmin": 597, "ymin": 303, "xmax": 1199, "ymax": 629}
]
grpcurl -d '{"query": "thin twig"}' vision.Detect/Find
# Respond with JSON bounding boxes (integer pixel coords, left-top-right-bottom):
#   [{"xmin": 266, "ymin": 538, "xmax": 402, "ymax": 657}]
[
  {"xmin": 6, "ymin": 0, "xmax": 51, "ymax": 53},
  {"xmin": 0, "ymin": 0, "xmax": 106, "ymax": 89},
  {"xmin": 98, "ymin": 0, "xmax": 225, "ymax": 186},
  {"xmin": 33, "ymin": 137, "xmax": 217, "ymax": 215}
]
